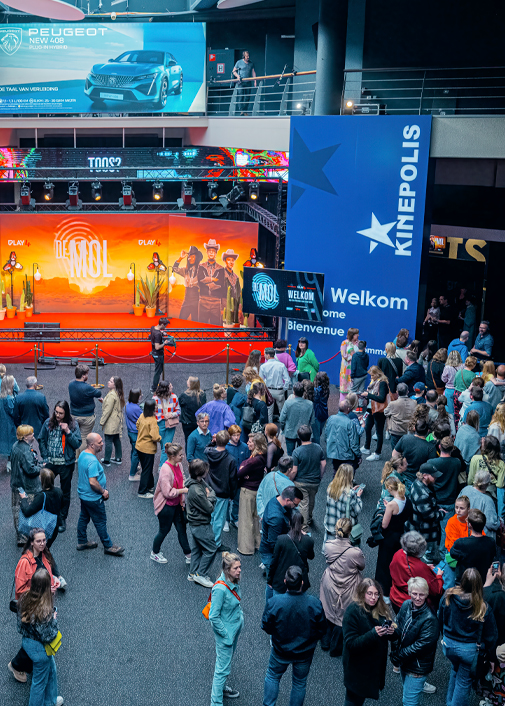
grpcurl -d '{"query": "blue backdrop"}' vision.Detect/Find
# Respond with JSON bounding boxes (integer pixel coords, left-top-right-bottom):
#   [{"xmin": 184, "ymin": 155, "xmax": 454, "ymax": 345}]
[{"xmin": 285, "ymin": 115, "xmax": 432, "ymax": 380}]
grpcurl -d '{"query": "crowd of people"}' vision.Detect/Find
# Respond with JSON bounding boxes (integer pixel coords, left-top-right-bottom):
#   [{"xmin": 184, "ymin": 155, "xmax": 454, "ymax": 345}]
[{"xmin": 2, "ymin": 317, "xmax": 505, "ymax": 706}]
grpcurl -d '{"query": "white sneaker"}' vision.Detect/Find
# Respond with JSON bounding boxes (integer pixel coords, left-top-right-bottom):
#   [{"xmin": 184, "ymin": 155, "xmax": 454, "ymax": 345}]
[
  {"xmin": 138, "ymin": 492, "xmax": 154, "ymax": 499},
  {"xmin": 360, "ymin": 447, "xmax": 370, "ymax": 454},
  {"xmin": 58, "ymin": 576, "xmax": 67, "ymax": 590},
  {"xmin": 150, "ymin": 551, "xmax": 168, "ymax": 564},
  {"xmin": 56, "ymin": 698, "xmax": 64, "ymax": 706},
  {"xmin": 185, "ymin": 554, "xmax": 191, "ymax": 565},
  {"xmin": 372, "ymin": 433, "xmax": 378, "ymax": 441},
  {"xmin": 187, "ymin": 573, "xmax": 195, "ymax": 582},
  {"xmin": 194, "ymin": 574, "xmax": 214, "ymax": 588},
  {"xmin": 366, "ymin": 453, "xmax": 381, "ymax": 461},
  {"xmin": 423, "ymin": 682, "xmax": 436, "ymax": 694},
  {"xmin": 129, "ymin": 473, "xmax": 141, "ymax": 482},
  {"xmin": 223, "ymin": 521, "xmax": 230, "ymax": 532},
  {"xmin": 393, "ymin": 666, "xmax": 400, "ymax": 674}
]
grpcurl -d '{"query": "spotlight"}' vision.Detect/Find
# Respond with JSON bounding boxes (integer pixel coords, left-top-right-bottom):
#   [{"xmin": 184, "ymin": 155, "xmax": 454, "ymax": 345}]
[
  {"xmin": 66, "ymin": 182, "xmax": 82, "ymax": 211},
  {"xmin": 218, "ymin": 195, "xmax": 229, "ymax": 209},
  {"xmin": 42, "ymin": 182, "xmax": 54, "ymax": 201},
  {"xmin": 346, "ymin": 100, "xmax": 354, "ymax": 109},
  {"xmin": 177, "ymin": 181, "xmax": 195, "ymax": 209},
  {"xmin": 249, "ymin": 182, "xmax": 259, "ymax": 201},
  {"xmin": 208, "ymin": 182, "xmax": 218, "ymax": 201},
  {"xmin": 20, "ymin": 182, "xmax": 33, "ymax": 208},
  {"xmin": 227, "ymin": 183, "xmax": 244, "ymax": 204},
  {"xmin": 120, "ymin": 182, "xmax": 135, "ymax": 210},
  {"xmin": 152, "ymin": 181, "xmax": 163, "ymax": 201},
  {"xmin": 91, "ymin": 181, "xmax": 102, "ymax": 201}
]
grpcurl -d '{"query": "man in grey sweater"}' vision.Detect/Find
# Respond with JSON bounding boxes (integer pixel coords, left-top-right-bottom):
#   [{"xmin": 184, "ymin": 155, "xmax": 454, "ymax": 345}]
[{"xmin": 279, "ymin": 382, "xmax": 315, "ymax": 455}]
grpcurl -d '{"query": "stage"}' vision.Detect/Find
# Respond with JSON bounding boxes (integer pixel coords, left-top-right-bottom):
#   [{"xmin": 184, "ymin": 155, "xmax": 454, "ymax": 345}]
[{"xmin": 0, "ymin": 312, "xmax": 274, "ymax": 365}]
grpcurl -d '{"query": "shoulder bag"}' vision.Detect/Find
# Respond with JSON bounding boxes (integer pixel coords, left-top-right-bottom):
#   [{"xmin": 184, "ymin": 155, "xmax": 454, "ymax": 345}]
[
  {"xmin": 18, "ymin": 493, "xmax": 57, "ymax": 539},
  {"xmin": 345, "ymin": 493, "xmax": 363, "ymax": 546},
  {"xmin": 241, "ymin": 403, "xmax": 255, "ymax": 425},
  {"xmin": 428, "ymin": 360, "xmax": 445, "ymax": 396},
  {"xmin": 202, "ymin": 580, "xmax": 240, "ymax": 620},
  {"xmin": 44, "ymin": 631, "xmax": 62, "ymax": 657}
]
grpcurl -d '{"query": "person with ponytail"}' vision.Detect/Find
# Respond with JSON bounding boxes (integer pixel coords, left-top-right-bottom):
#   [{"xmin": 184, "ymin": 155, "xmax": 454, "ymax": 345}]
[
  {"xmin": 438, "ymin": 567, "xmax": 498, "ymax": 706},
  {"xmin": 268, "ymin": 511, "xmax": 315, "ymax": 596},
  {"xmin": 196, "ymin": 384, "xmax": 236, "ymax": 437},
  {"xmin": 151, "ymin": 443, "xmax": 191, "ymax": 565},
  {"xmin": 320, "ymin": 518, "xmax": 365, "ymax": 657},
  {"xmin": 374, "ymin": 477, "xmax": 410, "ymax": 601},
  {"xmin": 379, "ymin": 455, "xmax": 407, "ymax": 502}
]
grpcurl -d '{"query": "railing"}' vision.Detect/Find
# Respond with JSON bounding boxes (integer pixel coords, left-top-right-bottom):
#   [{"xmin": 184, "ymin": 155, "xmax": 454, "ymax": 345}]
[
  {"xmin": 342, "ymin": 66, "xmax": 505, "ymax": 116},
  {"xmin": 207, "ymin": 70, "xmax": 316, "ymax": 117}
]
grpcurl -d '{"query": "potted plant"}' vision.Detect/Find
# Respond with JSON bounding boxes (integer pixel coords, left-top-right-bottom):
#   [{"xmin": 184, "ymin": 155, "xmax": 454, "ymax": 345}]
[
  {"xmin": 5, "ymin": 292, "xmax": 17, "ymax": 319},
  {"xmin": 24, "ymin": 278, "xmax": 33, "ymax": 317},
  {"xmin": 139, "ymin": 274, "xmax": 165, "ymax": 318},
  {"xmin": 133, "ymin": 284, "xmax": 144, "ymax": 316},
  {"xmin": 17, "ymin": 291, "xmax": 26, "ymax": 322},
  {"xmin": 0, "ymin": 279, "xmax": 6, "ymax": 321}
]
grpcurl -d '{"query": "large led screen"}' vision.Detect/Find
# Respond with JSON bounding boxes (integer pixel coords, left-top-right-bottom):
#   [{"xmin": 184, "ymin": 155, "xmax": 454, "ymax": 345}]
[{"xmin": 0, "ymin": 22, "xmax": 206, "ymax": 114}]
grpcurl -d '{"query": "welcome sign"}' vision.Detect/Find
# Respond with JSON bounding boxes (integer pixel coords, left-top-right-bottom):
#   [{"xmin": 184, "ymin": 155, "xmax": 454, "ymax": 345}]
[{"xmin": 285, "ymin": 115, "xmax": 432, "ymax": 376}]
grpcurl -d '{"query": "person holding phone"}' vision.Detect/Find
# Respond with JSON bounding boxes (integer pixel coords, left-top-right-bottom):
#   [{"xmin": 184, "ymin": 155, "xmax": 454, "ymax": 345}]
[{"xmin": 483, "ymin": 562, "xmax": 505, "ymax": 647}]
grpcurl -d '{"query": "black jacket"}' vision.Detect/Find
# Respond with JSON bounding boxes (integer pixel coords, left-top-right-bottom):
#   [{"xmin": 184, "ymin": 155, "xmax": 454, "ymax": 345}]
[
  {"xmin": 13, "ymin": 389, "xmax": 50, "ymax": 437},
  {"xmin": 483, "ymin": 581, "xmax": 505, "ymax": 649},
  {"xmin": 378, "ymin": 356, "xmax": 403, "ymax": 394},
  {"xmin": 20, "ymin": 487, "xmax": 64, "ymax": 531},
  {"xmin": 204, "ymin": 447, "xmax": 238, "ymax": 499},
  {"xmin": 342, "ymin": 602, "xmax": 390, "ymax": 700},
  {"xmin": 397, "ymin": 363, "xmax": 426, "ymax": 395},
  {"xmin": 268, "ymin": 533, "xmax": 315, "ymax": 594},
  {"xmin": 351, "ymin": 351, "xmax": 369, "ymax": 379},
  {"xmin": 426, "ymin": 360, "xmax": 445, "ymax": 391},
  {"xmin": 391, "ymin": 600, "xmax": 439, "ymax": 676},
  {"xmin": 438, "ymin": 594, "xmax": 498, "ymax": 654},
  {"xmin": 179, "ymin": 391, "xmax": 207, "ymax": 427},
  {"xmin": 262, "ymin": 590, "xmax": 326, "ymax": 660}
]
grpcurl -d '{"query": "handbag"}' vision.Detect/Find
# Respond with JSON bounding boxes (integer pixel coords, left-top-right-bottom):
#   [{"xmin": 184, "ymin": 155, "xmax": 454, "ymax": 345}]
[
  {"xmin": 18, "ymin": 493, "xmax": 57, "ymax": 539},
  {"xmin": 44, "ymin": 630, "xmax": 62, "ymax": 657},
  {"xmin": 202, "ymin": 580, "xmax": 240, "ymax": 620},
  {"xmin": 241, "ymin": 404, "xmax": 255, "ymax": 424},
  {"xmin": 9, "ymin": 578, "xmax": 17, "ymax": 614},
  {"xmin": 345, "ymin": 494, "xmax": 363, "ymax": 546}
]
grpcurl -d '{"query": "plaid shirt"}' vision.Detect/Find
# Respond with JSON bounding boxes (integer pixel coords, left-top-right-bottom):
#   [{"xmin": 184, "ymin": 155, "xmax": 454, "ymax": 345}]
[
  {"xmin": 406, "ymin": 479, "xmax": 442, "ymax": 543},
  {"xmin": 324, "ymin": 489, "xmax": 362, "ymax": 535},
  {"xmin": 154, "ymin": 394, "xmax": 181, "ymax": 423}
]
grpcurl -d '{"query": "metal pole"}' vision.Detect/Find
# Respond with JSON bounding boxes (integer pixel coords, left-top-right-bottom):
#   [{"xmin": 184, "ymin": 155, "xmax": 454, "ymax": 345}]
[
  {"xmin": 95, "ymin": 344, "xmax": 99, "ymax": 386},
  {"xmin": 288, "ymin": 343, "xmax": 292, "ymax": 356},
  {"xmin": 162, "ymin": 351, "xmax": 165, "ymax": 381},
  {"xmin": 226, "ymin": 343, "xmax": 230, "ymax": 386}
]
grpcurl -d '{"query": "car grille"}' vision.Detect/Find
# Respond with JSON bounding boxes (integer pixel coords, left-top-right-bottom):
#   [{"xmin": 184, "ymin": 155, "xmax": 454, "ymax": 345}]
[{"xmin": 92, "ymin": 74, "xmax": 134, "ymax": 88}]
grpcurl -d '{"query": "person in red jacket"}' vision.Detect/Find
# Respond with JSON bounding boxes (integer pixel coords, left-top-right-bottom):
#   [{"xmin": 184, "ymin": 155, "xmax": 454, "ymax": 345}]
[{"xmin": 389, "ymin": 530, "xmax": 443, "ymax": 613}]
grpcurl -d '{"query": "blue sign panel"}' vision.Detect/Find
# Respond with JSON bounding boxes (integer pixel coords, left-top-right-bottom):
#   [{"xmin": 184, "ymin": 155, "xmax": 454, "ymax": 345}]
[
  {"xmin": 285, "ymin": 115, "xmax": 432, "ymax": 378},
  {"xmin": 0, "ymin": 22, "xmax": 206, "ymax": 114}
]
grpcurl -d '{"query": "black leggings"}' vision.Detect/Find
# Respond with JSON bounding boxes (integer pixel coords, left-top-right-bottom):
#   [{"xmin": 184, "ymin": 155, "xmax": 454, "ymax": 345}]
[
  {"xmin": 365, "ymin": 412, "xmax": 386, "ymax": 454},
  {"xmin": 153, "ymin": 503, "xmax": 191, "ymax": 555}
]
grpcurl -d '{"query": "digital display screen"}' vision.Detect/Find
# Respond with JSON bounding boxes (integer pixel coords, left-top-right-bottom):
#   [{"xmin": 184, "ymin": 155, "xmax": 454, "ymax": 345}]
[{"xmin": 242, "ymin": 267, "xmax": 324, "ymax": 321}]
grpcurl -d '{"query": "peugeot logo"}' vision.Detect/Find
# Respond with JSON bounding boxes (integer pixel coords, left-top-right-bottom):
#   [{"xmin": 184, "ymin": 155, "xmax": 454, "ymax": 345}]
[{"xmin": 108, "ymin": 76, "xmax": 117, "ymax": 87}]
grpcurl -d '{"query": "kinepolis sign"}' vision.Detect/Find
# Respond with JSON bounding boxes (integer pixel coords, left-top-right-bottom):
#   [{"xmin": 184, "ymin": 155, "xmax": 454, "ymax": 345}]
[{"xmin": 285, "ymin": 115, "xmax": 432, "ymax": 376}]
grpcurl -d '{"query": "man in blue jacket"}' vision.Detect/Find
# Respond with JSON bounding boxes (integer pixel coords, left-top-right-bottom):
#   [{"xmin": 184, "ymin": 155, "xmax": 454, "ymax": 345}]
[
  {"xmin": 397, "ymin": 351, "xmax": 426, "ymax": 395},
  {"xmin": 262, "ymin": 565, "xmax": 326, "ymax": 706},
  {"xmin": 13, "ymin": 376, "xmax": 49, "ymax": 438}
]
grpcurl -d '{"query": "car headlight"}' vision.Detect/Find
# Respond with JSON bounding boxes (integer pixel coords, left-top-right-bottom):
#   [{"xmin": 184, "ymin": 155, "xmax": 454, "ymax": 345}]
[{"xmin": 136, "ymin": 73, "xmax": 158, "ymax": 80}]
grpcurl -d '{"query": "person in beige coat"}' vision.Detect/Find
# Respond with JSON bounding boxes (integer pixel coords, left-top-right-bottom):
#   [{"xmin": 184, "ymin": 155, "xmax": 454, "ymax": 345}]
[
  {"xmin": 320, "ymin": 517, "xmax": 365, "ymax": 657},
  {"xmin": 99, "ymin": 376, "xmax": 125, "ymax": 467}
]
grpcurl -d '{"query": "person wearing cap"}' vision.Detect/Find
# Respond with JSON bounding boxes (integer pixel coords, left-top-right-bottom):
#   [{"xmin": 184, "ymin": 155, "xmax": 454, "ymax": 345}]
[
  {"xmin": 405, "ymin": 464, "xmax": 445, "ymax": 564},
  {"xmin": 198, "ymin": 239, "xmax": 225, "ymax": 325},
  {"xmin": 411, "ymin": 382, "xmax": 427, "ymax": 404},
  {"xmin": 221, "ymin": 249, "xmax": 241, "ymax": 321},
  {"xmin": 172, "ymin": 246, "xmax": 203, "ymax": 321}
]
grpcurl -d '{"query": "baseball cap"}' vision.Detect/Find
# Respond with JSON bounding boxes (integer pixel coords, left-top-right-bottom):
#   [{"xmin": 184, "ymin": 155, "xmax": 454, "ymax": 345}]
[
  {"xmin": 413, "ymin": 382, "xmax": 426, "ymax": 392},
  {"xmin": 420, "ymin": 462, "xmax": 442, "ymax": 479}
]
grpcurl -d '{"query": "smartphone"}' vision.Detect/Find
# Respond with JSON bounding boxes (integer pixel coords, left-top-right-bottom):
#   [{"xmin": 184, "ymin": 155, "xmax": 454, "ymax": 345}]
[
  {"xmin": 18, "ymin": 487, "xmax": 25, "ymax": 494},
  {"xmin": 383, "ymin": 619, "xmax": 392, "ymax": 629},
  {"xmin": 492, "ymin": 561, "xmax": 500, "ymax": 575},
  {"xmin": 357, "ymin": 483, "xmax": 366, "ymax": 492}
]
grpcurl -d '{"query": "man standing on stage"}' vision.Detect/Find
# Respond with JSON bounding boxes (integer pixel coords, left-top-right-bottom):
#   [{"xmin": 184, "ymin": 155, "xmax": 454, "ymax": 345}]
[
  {"xmin": 172, "ymin": 246, "xmax": 203, "ymax": 321},
  {"xmin": 150, "ymin": 317, "xmax": 168, "ymax": 393},
  {"xmin": 198, "ymin": 239, "xmax": 225, "ymax": 325},
  {"xmin": 221, "ymin": 249, "xmax": 241, "ymax": 323}
]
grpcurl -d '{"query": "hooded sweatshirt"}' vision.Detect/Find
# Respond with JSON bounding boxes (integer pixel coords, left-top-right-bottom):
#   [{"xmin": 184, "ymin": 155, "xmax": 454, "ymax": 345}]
[
  {"xmin": 204, "ymin": 446, "xmax": 238, "ymax": 499},
  {"xmin": 186, "ymin": 477, "xmax": 216, "ymax": 525},
  {"xmin": 484, "ymin": 378, "xmax": 505, "ymax": 410},
  {"xmin": 438, "ymin": 593, "xmax": 497, "ymax": 651}
]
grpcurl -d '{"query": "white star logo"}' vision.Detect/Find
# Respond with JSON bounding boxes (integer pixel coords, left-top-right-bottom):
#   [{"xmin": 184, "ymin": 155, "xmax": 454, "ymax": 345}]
[{"xmin": 357, "ymin": 213, "xmax": 398, "ymax": 253}]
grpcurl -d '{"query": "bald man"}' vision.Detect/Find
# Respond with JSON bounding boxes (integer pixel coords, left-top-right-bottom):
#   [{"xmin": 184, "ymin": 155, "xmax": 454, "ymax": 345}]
[
  {"xmin": 76, "ymin": 433, "xmax": 124, "ymax": 555},
  {"xmin": 484, "ymin": 365, "xmax": 505, "ymax": 410}
]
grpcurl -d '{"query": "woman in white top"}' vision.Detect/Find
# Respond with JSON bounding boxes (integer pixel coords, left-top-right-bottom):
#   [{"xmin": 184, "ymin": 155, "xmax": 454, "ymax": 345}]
[{"xmin": 374, "ymin": 477, "xmax": 409, "ymax": 601}]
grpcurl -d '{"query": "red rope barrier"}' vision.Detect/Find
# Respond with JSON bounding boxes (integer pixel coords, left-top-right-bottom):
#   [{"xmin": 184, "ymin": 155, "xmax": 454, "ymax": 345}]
[
  {"xmin": 0, "ymin": 348, "xmax": 34, "ymax": 360},
  {"xmin": 229, "ymin": 348, "xmax": 250, "ymax": 357},
  {"xmin": 98, "ymin": 348, "xmax": 152, "ymax": 362},
  {"xmin": 318, "ymin": 351, "xmax": 341, "ymax": 364},
  {"xmin": 173, "ymin": 348, "xmax": 228, "ymax": 363}
]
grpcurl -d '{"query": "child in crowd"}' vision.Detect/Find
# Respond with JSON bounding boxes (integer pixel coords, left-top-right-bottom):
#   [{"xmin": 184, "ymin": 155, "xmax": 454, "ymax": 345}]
[
  {"xmin": 442, "ymin": 495, "xmax": 471, "ymax": 588},
  {"xmin": 411, "ymin": 382, "xmax": 427, "ymax": 404}
]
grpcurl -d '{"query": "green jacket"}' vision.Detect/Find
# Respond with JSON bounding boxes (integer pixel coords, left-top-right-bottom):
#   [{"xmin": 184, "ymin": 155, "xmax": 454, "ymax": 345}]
[{"xmin": 296, "ymin": 349, "xmax": 319, "ymax": 381}]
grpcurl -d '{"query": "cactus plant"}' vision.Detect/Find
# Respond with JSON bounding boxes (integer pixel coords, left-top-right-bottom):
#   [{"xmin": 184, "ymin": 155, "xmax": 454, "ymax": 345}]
[
  {"xmin": 18, "ymin": 291, "xmax": 25, "ymax": 312},
  {"xmin": 1, "ymin": 279, "xmax": 4, "ymax": 309},
  {"xmin": 139, "ymin": 274, "xmax": 165, "ymax": 309},
  {"xmin": 6, "ymin": 292, "xmax": 13, "ymax": 309},
  {"xmin": 23, "ymin": 277, "xmax": 33, "ymax": 307},
  {"xmin": 135, "ymin": 284, "xmax": 141, "ymax": 307}
]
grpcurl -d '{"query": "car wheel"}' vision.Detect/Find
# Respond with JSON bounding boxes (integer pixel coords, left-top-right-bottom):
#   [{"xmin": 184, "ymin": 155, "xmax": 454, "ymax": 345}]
[
  {"xmin": 155, "ymin": 76, "xmax": 168, "ymax": 109},
  {"xmin": 174, "ymin": 73, "xmax": 183, "ymax": 95}
]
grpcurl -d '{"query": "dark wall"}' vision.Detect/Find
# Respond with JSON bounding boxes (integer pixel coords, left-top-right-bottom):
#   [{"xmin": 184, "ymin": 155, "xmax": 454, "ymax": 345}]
[{"xmin": 364, "ymin": 0, "xmax": 505, "ymax": 69}]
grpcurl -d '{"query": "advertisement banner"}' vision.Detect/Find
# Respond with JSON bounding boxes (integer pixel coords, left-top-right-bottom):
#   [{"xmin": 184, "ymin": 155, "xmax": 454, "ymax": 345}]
[
  {"xmin": 242, "ymin": 267, "xmax": 325, "ymax": 321},
  {"xmin": 0, "ymin": 214, "xmax": 257, "ymax": 320},
  {"xmin": 285, "ymin": 115, "xmax": 432, "ymax": 377},
  {"xmin": 0, "ymin": 22, "xmax": 206, "ymax": 114}
]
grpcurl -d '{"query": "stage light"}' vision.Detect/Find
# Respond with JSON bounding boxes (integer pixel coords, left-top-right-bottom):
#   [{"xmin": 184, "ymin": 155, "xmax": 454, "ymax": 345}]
[
  {"xmin": 208, "ymin": 182, "xmax": 218, "ymax": 200},
  {"xmin": 152, "ymin": 182, "xmax": 163, "ymax": 201},
  {"xmin": 91, "ymin": 181, "xmax": 102, "ymax": 201},
  {"xmin": 218, "ymin": 195, "xmax": 229, "ymax": 209},
  {"xmin": 66, "ymin": 182, "xmax": 82, "ymax": 211},
  {"xmin": 177, "ymin": 181, "xmax": 195, "ymax": 209},
  {"xmin": 19, "ymin": 182, "xmax": 35, "ymax": 210},
  {"xmin": 296, "ymin": 103, "xmax": 302, "ymax": 109},
  {"xmin": 42, "ymin": 182, "xmax": 54, "ymax": 201},
  {"xmin": 227, "ymin": 184, "xmax": 244, "ymax": 204},
  {"xmin": 249, "ymin": 182, "xmax": 259, "ymax": 201},
  {"xmin": 346, "ymin": 100, "xmax": 354, "ymax": 108},
  {"xmin": 120, "ymin": 182, "xmax": 135, "ymax": 210}
]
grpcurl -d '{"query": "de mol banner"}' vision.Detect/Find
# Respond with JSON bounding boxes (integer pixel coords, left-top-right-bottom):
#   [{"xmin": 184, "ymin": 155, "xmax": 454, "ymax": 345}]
[
  {"xmin": 285, "ymin": 115, "xmax": 432, "ymax": 377},
  {"xmin": 0, "ymin": 22, "xmax": 206, "ymax": 114}
]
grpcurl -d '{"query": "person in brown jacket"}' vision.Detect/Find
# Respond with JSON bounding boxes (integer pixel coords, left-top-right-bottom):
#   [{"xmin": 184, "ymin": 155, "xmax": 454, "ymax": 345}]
[
  {"xmin": 135, "ymin": 400, "xmax": 161, "ymax": 499},
  {"xmin": 320, "ymin": 518, "xmax": 365, "ymax": 657},
  {"xmin": 384, "ymin": 382, "xmax": 417, "ymax": 450}
]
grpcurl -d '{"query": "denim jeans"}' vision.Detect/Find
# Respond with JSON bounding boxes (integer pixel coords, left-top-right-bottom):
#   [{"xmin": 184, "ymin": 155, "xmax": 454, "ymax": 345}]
[
  {"xmin": 228, "ymin": 489, "xmax": 240, "ymax": 525},
  {"xmin": 127, "ymin": 431, "xmax": 140, "ymax": 477},
  {"xmin": 22, "ymin": 636, "xmax": 58, "ymax": 706},
  {"xmin": 285, "ymin": 438, "xmax": 298, "ymax": 456},
  {"xmin": 445, "ymin": 388, "xmax": 455, "ymax": 415},
  {"xmin": 443, "ymin": 635, "xmax": 478, "ymax": 706},
  {"xmin": 498, "ymin": 487, "xmax": 505, "ymax": 520},
  {"xmin": 390, "ymin": 433, "xmax": 402, "ymax": 451},
  {"xmin": 263, "ymin": 647, "xmax": 313, "ymax": 706},
  {"xmin": 159, "ymin": 426, "xmax": 176, "ymax": 465},
  {"xmin": 211, "ymin": 497, "xmax": 229, "ymax": 547},
  {"xmin": 77, "ymin": 497, "xmax": 113, "ymax": 548},
  {"xmin": 211, "ymin": 630, "xmax": 241, "ymax": 706},
  {"xmin": 401, "ymin": 670, "xmax": 427, "ymax": 706},
  {"xmin": 104, "ymin": 433, "xmax": 122, "ymax": 463},
  {"xmin": 311, "ymin": 418, "xmax": 326, "ymax": 446}
]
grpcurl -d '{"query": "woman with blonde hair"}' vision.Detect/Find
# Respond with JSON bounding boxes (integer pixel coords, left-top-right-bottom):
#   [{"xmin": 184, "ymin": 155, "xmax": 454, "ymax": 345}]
[
  {"xmin": 489, "ymin": 402, "xmax": 505, "ymax": 451},
  {"xmin": 378, "ymin": 342, "xmax": 403, "ymax": 398},
  {"xmin": 244, "ymin": 349, "xmax": 261, "ymax": 374},
  {"xmin": 99, "ymin": 375, "xmax": 125, "ymax": 466},
  {"xmin": 323, "ymin": 463, "xmax": 363, "ymax": 544},
  {"xmin": 320, "ymin": 517, "xmax": 365, "ymax": 657},
  {"xmin": 0, "ymin": 363, "xmax": 19, "ymax": 394},
  {"xmin": 454, "ymin": 356, "xmax": 478, "ymax": 428},
  {"xmin": 438, "ymin": 568, "xmax": 497, "ymax": 706},
  {"xmin": 375, "ymin": 477, "xmax": 410, "ymax": 600},
  {"xmin": 237, "ymin": 433, "xmax": 267, "ymax": 555},
  {"xmin": 360, "ymin": 366, "xmax": 390, "ymax": 462},
  {"xmin": 380, "ymin": 455, "xmax": 407, "ymax": 497},
  {"xmin": 482, "ymin": 360, "xmax": 496, "ymax": 384},
  {"xmin": 196, "ymin": 383, "xmax": 236, "ymax": 436},
  {"xmin": 442, "ymin": 349, "xmax": 464, "ymax": 416},
  {"xmin": 242, "ymin": 366, "xmax": 267, "ymax": 401},
  {"xmin": 179, "ymin": 376, "xmax": 206, "ymax": 448},
  {"xmin": 340, "ymin": 328, "xmax": 359, "ymax": 402},
  {"xmin": 0, "ymin": 374, "xmax": 18, "ymax": 456}
]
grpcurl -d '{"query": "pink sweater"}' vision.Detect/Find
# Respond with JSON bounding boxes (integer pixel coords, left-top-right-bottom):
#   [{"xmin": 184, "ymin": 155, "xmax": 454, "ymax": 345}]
[{"xmin": 153, "ymin": 461, "xmax": 186, "ymax": 515}]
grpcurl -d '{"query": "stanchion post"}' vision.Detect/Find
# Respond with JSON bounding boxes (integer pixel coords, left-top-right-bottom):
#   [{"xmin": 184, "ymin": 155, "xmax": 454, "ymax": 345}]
[
  {"xmin": 91, "ymin": 344, "xmax": 104, "ymax": 389},
  {"xmin": 226, "ymin": 343, "xmax": 230, "ymax": 386},
  {"xmin": 162, "ymin": 354, "xmax": 165, "ymax": 381},
  {"xmin": 33, "ymin": 344, "xmax": 43, "ymax": 389},
  {"xmin": 288, "ymin": 343, "xmax": 292, "ymax": 356}
]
